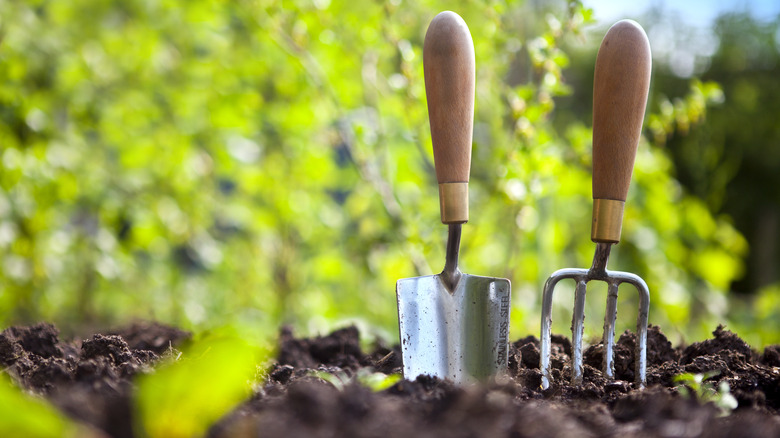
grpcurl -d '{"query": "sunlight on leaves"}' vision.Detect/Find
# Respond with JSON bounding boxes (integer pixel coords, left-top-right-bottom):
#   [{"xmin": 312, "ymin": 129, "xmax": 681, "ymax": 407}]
[{"xmin": 0, "ymin": 0, "xmax": 758, "ymax": 347}]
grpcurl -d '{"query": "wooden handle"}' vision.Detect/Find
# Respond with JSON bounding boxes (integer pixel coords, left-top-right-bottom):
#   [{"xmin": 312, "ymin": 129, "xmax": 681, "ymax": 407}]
[
  {"xmin": 424, "ymin": 11, "xmax": 475, "ymax": 224},
  {"xmin": 591, "ymin": 20, "xmax": 651, "ymax": 243}
]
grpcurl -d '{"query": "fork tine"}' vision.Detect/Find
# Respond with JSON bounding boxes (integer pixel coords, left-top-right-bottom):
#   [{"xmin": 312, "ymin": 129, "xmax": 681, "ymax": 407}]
[
  {"xmin": 602, "ymin": 281, "xmax": 619, "ymax": 378},
  {"xmin": 540, "ymin": 272, "xmax": 563, "ymax": 390},
  {"xmin": 570, "ymin": 279, "xmax": 588, "ymax": 385},
  {"xmin": 634, "ymin": 276, "xmax": 650, "ymax": 387},
  {"xmin": 540, "ymin": 289, "xmax": 553, "ymax": 389}
]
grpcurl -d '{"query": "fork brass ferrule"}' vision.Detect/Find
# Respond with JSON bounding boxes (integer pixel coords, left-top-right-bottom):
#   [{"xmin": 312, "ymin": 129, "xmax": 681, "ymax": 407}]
[
  {"xmin": 439, "ymin": 183, "xmax": 468, "ymax": 224},
  {"xmin": 591, "ymin": 198, "xmax": 625, "ymax": 243}
]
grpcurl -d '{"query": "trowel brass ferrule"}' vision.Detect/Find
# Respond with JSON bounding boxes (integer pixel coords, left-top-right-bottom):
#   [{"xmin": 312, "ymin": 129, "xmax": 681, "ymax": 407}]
[
  {"xmin": 439, "ymin": 183, "xmax": 468, "ymax": 224},
  {"xmin": 591, "ymin": 198, "xmax": 625, "ymax": 243}
]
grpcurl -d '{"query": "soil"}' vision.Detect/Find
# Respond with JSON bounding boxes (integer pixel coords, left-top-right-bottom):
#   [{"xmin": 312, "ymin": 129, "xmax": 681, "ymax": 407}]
[
  {"xmin": 0, "ymin": 322, "xmax": 190, "ymax": 438},
  {"xmin": 2, "ymin": 322, "xmax": 780, "ymax": 438}
]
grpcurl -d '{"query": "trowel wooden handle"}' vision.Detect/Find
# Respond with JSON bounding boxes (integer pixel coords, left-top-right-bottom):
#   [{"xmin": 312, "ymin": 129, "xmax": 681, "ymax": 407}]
[
  {"xmin": 424, "ymin": 11, "xmax": 475, "ymax": 224},
  {"xmin": 591, "ymin": 20, "xmax": 651, "ymax": 243}
]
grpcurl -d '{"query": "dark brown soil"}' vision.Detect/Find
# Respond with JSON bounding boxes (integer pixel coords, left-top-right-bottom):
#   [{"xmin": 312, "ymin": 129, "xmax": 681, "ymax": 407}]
[
  {"xmin": 0, "ymin": 322, "xmax": 190, "ymax": 438},
  {"xmin": 2, "ymin": 322, "xmax": 779, "ymax": 438}
]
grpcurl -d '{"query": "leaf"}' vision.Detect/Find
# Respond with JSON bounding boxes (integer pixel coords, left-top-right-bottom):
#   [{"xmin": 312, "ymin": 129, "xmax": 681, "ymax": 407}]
[
  {"xmin": 357, "ymin": 371, "xmax": 401, "ymax": 392},
  {"xmin": 0, "ymin": 374, "xmax": 86, "ymax": 438},
  {"xmin": 134, "ymin": 331, "xmax": 264, "ymax": 438}
]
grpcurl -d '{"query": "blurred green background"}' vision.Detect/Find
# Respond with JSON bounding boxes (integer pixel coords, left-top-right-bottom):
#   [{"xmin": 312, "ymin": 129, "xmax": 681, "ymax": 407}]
[{"xmin": 0, "ymin": 0, "xmax": 777, "ymax": 347}]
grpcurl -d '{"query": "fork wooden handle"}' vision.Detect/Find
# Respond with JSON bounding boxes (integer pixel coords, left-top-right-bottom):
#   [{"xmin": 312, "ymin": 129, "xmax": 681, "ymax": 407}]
[{"xmin": 591, "ymin": 20, "xmax": 651, "ymax": 243}]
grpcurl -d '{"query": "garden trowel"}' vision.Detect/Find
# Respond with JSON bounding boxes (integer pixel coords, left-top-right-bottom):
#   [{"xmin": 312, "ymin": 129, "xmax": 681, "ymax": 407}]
[{"xmin": 396, "ymin": 11, "xmax": 511, "ymax": 384}]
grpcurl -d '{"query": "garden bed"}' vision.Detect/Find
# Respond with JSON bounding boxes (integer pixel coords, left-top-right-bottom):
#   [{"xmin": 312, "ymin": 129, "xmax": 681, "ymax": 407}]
[{"xmin": 2, "ymin": 322, "xmax": 779, "ymax": 437}]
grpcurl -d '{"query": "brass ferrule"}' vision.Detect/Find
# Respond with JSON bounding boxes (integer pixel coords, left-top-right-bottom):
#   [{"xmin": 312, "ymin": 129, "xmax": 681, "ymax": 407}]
[
  {"xmin": 438, "ymin": 183, "xmax": 468, "ymax": 224},
  {"xmin": 591, "ymin": 198, "xmax": 625, "ymax": 243}
]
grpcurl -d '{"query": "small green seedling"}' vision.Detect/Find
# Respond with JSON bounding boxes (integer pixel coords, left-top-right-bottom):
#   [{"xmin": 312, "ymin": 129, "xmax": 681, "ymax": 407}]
[
  {"xmin": 310, "ymin": 369, "xmax": 401, "ymax": 392},
  {"xmin": 357, "ymin": 370, "xmax": 402, "ymax": 392},
  {"xmin": 673, "ymin": 371, "xmax": 738, "ymax": 416},
  {"xmin": 309, "ymin": 370, "xmax": 350, "ymax": 392}
]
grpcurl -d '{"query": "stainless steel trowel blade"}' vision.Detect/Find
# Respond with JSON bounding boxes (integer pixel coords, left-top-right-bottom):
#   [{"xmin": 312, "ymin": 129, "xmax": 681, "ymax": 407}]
[{"xmin": 396, "ymin": 273, "xmax": 511, "ymax": 384}]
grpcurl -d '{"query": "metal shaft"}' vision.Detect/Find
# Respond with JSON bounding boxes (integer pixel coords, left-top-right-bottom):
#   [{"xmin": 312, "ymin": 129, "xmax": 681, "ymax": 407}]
[
  {"xmin": 589, "ymin": 242, "xmax": 612, "ymax": 278},
  {"xmin": 440, "ymin": 223, "xmax": 463, "ymax": 291}
]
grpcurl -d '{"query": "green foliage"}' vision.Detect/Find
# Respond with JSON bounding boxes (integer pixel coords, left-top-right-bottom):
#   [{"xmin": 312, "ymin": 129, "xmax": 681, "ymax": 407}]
[
  {"xmin": 727, "ymin": 283, "xmax": 780, "ymax": 347},
  {"xmin": 0, "ymin": 0, "xmax": 747, "ymax": 345},
  {"xmin": 637, "ymin": 13, "xmax": 780, "ymax": 344},
  {"xmin": 673, "ymin": 371, "xmax": 738, "ymax": 416},
  {"xmin": 134, "ymin": 330, "xmax": 266, "ymax": 438},
  {"xmin": 0, "ymin": 374, "xmax": 84, "ymax": 437}
]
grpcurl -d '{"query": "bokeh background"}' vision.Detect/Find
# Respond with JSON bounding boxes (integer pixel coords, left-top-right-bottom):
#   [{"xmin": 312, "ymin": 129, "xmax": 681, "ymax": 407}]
[{"xmin": 0, "ymin": 0, "xmax": 777, "ymax": 346}]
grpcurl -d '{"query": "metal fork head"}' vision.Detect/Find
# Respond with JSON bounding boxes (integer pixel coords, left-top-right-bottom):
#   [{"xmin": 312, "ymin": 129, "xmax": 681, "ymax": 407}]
[{"xmin": 540, "ymin": 243, "xmax": 650, "ymax": 389}]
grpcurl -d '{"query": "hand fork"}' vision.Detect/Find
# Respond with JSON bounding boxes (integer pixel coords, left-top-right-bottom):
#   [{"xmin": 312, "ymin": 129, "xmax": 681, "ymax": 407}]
[{"xmin": 540, "ymin": 20, "xmax": 652, "ymax": 389}]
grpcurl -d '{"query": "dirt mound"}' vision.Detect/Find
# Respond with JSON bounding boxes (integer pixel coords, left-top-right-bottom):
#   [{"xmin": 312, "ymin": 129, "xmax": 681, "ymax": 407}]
[
  {"xmin": 211, "ymin": 324, "xmax": 780, "ymax": 438},
  {"xmin": 1, "ymin": 322, "xmax": 779, "ymax": 438},
  {"xmin": 277, "ymin": 325, "xmax": 370, "ymax": 371},
  {"xmin": 109, "ymin": 321, "xmax": 190, "ymax": 355}
]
